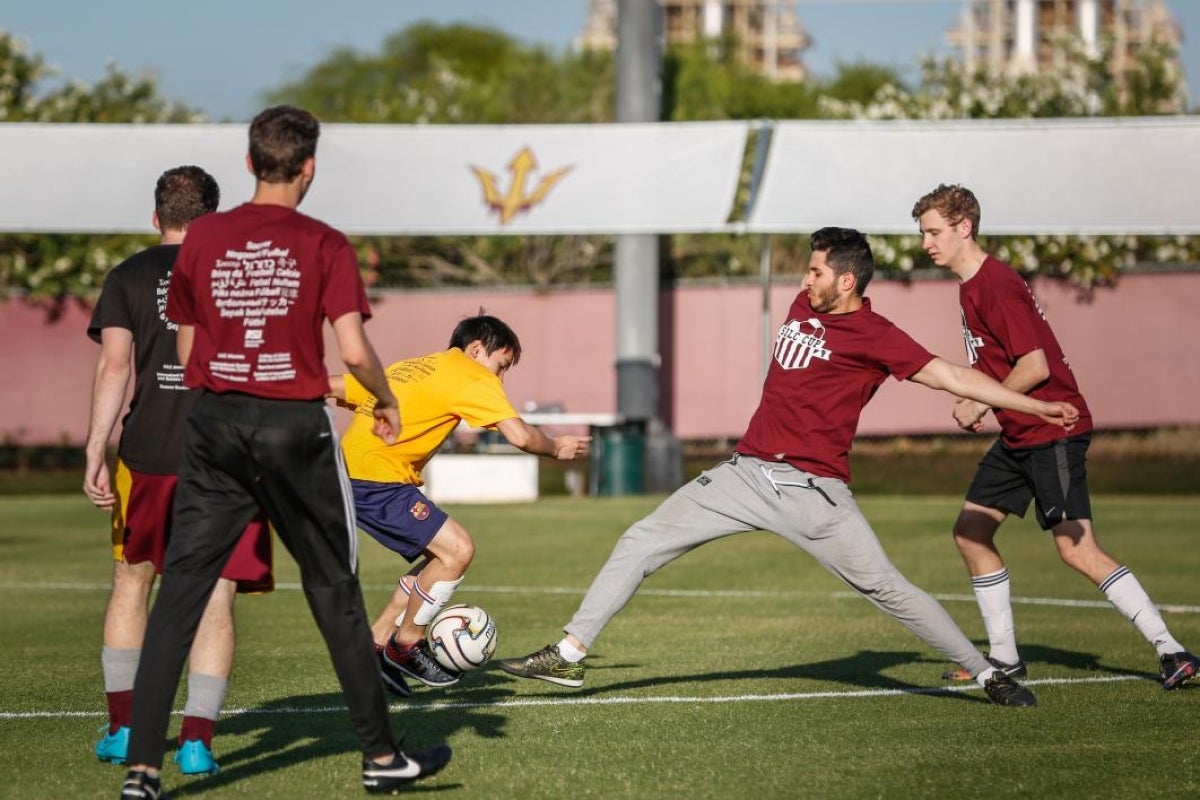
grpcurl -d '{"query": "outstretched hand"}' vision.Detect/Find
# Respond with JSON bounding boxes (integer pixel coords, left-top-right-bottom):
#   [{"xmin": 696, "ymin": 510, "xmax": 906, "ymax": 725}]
[
  {"xmin": 1037, "ymin": 401, "xmax": 1079, "ymax": 430},
  {"xmin": 554, "ymin": 435, "xmax": 592, "ymax": 461},
  {"xmin": 952, "ymin": 397, "xmax": 987, "ymax": 433}
]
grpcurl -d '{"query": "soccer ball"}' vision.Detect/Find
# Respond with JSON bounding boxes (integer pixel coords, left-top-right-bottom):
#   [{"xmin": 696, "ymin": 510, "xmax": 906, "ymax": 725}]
[{"xmin": 426, "ymin": 604, "xmax": 498, "ymax": 672}]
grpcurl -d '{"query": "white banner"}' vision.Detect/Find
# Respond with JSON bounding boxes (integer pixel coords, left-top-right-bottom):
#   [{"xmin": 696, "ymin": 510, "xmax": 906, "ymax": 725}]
[
  {"xmin": 746, "ymin": 117, "xmax": 1200, "ymax": 235},
  {"xmin": 0, "ymin": 122, "xmax": 749, "ymax": 235}
]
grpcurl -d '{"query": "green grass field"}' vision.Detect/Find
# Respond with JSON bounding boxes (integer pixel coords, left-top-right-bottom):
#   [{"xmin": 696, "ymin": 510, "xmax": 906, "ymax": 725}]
[{"xmin": 1, "ymin": 494, "xmax": 1197, "ymax": 799}]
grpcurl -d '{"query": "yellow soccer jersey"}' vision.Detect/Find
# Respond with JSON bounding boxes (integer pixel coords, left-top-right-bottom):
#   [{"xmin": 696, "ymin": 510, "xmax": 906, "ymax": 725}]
[{"xmin": 340, "ymin": 348, "xmax": 519, "ymax": 486}]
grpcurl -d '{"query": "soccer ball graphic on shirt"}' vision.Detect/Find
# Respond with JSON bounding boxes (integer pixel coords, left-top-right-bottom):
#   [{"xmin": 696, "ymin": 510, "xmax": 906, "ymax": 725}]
[{"xmin": 426, "ymin": 604, "xmax": 498, "ymax": 672}]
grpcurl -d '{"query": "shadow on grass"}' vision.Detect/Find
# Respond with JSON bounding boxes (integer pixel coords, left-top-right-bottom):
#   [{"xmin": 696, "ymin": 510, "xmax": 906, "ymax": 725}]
[
  {"xmin": 573, "ymin": 649, "xmax": 986, "ymax": 704},
  {"xmin": 494, "ymin": 643, "xmax": 1147, "ymax": 703},
  {"xmin": 164, "ymin": 678, "xmax": 518, "ymax": 797}
]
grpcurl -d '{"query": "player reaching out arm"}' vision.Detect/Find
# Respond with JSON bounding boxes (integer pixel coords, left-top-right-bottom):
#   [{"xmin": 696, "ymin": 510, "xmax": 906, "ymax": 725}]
[
  {"xmin": 498, "ymin": 226, "xmax": 1065, "ymax": 707},
  {"xmin": 328, "ymin": 313, "xmax": 589, "ymax": 694}
]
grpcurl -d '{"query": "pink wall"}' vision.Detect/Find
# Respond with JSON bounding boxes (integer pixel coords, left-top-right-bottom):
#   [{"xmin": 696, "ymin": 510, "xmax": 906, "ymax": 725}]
[{"xmin": 4, "ymin": 271, "xmax": 1199, "ymax": 445}]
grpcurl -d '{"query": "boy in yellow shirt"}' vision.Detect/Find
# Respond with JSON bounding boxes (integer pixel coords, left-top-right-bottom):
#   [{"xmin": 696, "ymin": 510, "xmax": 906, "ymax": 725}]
[{"xmin": 329, "ymin": 314, "xmax": 591, "ymax": 692}]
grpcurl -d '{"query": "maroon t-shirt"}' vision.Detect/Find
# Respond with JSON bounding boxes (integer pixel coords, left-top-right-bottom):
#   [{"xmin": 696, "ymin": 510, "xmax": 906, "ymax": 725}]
[
  {"xmin": 959, "ymin": 256, "xmax": 1092, "ymax": 448},
  {"xmin": 737, "ymin": 294, "xmax": 934, "ymax": 483},
  {"xmin": 167, "ymin": 203, "xmax": 371, "ymax": 400}
]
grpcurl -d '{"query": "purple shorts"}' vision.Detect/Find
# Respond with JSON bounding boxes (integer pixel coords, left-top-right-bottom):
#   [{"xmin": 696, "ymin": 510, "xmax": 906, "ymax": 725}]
[{"xmin": 351, "ymin": 479, "xmax": 449, "ymax": 561}]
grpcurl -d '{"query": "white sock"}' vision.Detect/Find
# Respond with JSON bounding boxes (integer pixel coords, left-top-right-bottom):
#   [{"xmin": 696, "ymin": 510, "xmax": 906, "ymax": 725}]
[
  {"xmin": 411, "ymin": 577, "xmax": 464, "ymax": 626},
  {"xmin": 972, "ymin": 568, "xmax": 1019, "ymax": 664},
  {"xmin": 974, "ymin": 667, "xmax": 998, "ymax": 687},
  {"xmin": 556, "ymin": 638, "xmax": 586, "ymax": 663},
  {"xmin": 1100, "ymin": 566, "xmax": 1183, "ymax": 656}
]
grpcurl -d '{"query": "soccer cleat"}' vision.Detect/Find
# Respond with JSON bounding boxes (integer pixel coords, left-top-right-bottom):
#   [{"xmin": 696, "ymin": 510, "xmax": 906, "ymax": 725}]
[
  {"xmin": 173, "ymin": 739, "xmax": 219, "ymax": 776},
  {"xmin": 362, "ymin": 744, "xmax": 453, "ymax": 794},
  {"xmin": 496, "ymin": 644, "xmax": 585, "ymax": 688},
  {"xmin": 95, "ymin": 724, "xmax": 130, "ymax": 764},
  {"xmin": 377, "ymin": 648, "xmax": 413, "ymax": 698},
  {"xmin": 982, "ymin": 671, "xmax": 1037, "ymax": 707},
  {"xmin": 119, "ymin": 769, "xmax": 166, "ymax": 799},
  {"xmin": 384, "ymin": 640, "xmax": 461, "ymax": 688},
  {"xmin": 942, "ymin": 655, "xmax": 1028, "ymax": 682},
  {"xmin": 1159, "ymin": 651, "xmax": 1200, "ymax": 690}
]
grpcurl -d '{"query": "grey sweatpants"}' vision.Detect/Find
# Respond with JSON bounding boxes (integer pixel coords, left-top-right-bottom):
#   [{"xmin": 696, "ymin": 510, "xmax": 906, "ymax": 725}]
[{"xmin": 565, "ymin": 454, "xmax": 990, "ymax": 677}]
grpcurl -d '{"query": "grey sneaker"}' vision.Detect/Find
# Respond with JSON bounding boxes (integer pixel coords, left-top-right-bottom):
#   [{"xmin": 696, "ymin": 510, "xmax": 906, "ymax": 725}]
[
  {"xmin": 497, "ymin": 644, "xmax": 585, "ymax": 688},
  {"xmin": 385, "ymin": 640, "xmax": 460, "ymax": 688},
  {"xmin": 1160, "ymin": 651, "xmax": 1199, "ymax": 690},
  {"xmin": 983, "ymin": 671, "xmax": 1037, "ymax": 707}
]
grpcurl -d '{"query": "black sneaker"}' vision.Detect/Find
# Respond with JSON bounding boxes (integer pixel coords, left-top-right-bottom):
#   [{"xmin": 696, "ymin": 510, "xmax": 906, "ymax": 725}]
[
  {"xmin": 1160, "ymin": 651, "xmax": 1200, "ymax": 690},
  {"xmin": 362, "ymin": 744, "xmax": 452, "ymax": 794},
  {"xmin": 983, "ymin": 671, "xmax": 1037, "ymax": 707},
  {"xmin": 120, "ymin": 769, "xmax": 167, "ymax": 799},
  {"xmin": 943, "ymin": 654, "xmax": 1028, "ymax": 682},
  {"xmin": 385, "ymin": 640, "xmax": 460, "ymax": 688},
  {"xmin": 377, "ymin": 648, "xmax": 413, "ymax": 698}
]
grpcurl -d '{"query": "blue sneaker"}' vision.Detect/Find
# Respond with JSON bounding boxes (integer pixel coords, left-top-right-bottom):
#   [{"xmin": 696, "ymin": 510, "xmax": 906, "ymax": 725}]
[
  {"xmin": 173, "ymin": 740, "xmax": 220, "ymax": 776},
  {"xmin": 95, "ymin": 724, "xmax": 129, "ymax": 764}
]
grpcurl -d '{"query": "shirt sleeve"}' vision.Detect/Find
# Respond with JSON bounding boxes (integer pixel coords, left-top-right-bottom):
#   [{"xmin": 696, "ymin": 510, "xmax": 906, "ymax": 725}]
[
  {"xmin": 87, "ymin": 267, "xmax": 132, "ymax": 343},
  {"xmin": 878, "ymin": 321, "xmax": 937, "ymax": 382},
  {"xmin": 321, "ymin": 236, "xmax": 371, "ymax": 323},
  {"xmin": 452, "ymin": 375, "xmax": 520, "ymax": 429},
  {"xmin": 165, "ymin": 242, "xmax": 197, "ymax": 326}
]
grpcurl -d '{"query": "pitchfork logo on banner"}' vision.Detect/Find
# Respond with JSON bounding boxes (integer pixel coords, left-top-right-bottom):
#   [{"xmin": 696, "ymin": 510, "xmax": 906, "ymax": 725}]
[
  {"xmin": 470, "ymin": 146, "xmax": 572, "ymax": 225},
  {"xmin": 774, "ymin": 318, "xmax": 831, "ymax": 370}
]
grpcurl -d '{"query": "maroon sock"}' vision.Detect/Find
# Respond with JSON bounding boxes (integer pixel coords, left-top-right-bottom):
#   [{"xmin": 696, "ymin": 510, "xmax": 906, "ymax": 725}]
[
  {"xmin": 178, "ymin": 716, "xmax": 217, "ymax": 747},
  {"xmin": 384, "ymin": 637, "xmax": 417, "ymax": 663},
  {"xmin": 106, "ymin": 690, "xmax": 133, "ymax": 733}
]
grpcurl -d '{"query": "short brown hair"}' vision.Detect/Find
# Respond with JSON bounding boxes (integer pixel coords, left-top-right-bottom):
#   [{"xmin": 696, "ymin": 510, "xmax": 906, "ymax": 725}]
[
  {"xmin": 154, "ymin": 166, "xmax": 219, "ymax": 230},
  {"xmin": 248, "ymin": 105, "xmax": 320, "ymax": 183},
  {"xmin": 810, "ymin": 226, "xmax": 875, "ymax": 296},
  {"xmin": 912, "ymin": 184, "xmax": 982, "ymax": 239}
]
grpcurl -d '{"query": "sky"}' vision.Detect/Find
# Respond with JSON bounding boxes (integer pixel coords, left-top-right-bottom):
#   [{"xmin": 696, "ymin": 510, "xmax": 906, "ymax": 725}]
[{"xmin": 4, "ymin": 1, "xmax": 1198, "ymax": 122}]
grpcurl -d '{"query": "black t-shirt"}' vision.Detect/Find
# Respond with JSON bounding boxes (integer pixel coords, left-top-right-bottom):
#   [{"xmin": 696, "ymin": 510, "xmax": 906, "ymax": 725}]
[{"xmin": 88, "ymin": 244, "xmax": 194, "ymax": 474}]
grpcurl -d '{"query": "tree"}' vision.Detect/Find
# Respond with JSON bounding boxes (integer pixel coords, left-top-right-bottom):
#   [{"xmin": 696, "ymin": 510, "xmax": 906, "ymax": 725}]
[{"xmin": 0, "ymin": 30, "xmax": 202, "ymax": 303}]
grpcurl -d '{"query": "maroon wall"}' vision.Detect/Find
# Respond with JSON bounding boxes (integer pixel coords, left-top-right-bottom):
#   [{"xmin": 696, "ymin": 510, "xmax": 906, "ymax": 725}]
[{"xmin": 4, "ymin": 272, "xmax": 1198, "ymax": 445}]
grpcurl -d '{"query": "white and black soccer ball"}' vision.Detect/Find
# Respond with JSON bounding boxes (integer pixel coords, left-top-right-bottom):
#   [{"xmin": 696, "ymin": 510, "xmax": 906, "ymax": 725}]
[{"xmin": 425, "ymin": 604, "xmax": 498, "ymax": 672}]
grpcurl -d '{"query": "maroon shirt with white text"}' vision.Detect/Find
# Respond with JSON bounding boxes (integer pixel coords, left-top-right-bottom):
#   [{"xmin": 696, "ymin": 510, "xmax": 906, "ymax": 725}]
[
  {"xmin": 737, "ymin": 294, "xmax": 934, "ymax": 484},
  {"xmin": 167, "ymin": 203, "xmax": 371, "ymax": 400}
]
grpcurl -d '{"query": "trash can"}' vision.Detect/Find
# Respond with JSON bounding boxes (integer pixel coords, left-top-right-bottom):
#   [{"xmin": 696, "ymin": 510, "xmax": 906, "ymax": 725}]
[{"xmin": 589, "ymin": 421, "xmax": 645, "ymax": 496}]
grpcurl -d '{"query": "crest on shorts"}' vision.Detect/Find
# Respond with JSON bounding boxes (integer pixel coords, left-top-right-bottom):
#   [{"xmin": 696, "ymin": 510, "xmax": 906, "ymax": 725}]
[{"xmin": 410, "ymin": 501, "xmax": 431, "ymax": 521}]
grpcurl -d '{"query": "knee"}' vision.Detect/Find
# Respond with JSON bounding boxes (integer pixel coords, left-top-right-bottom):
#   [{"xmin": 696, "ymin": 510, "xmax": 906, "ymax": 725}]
[{"xmin": 442, "ymin": 533, "xmax": 475, "ymax": 574}]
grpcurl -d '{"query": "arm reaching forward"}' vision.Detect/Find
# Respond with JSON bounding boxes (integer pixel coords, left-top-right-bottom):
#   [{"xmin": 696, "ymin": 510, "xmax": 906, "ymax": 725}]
[
  {"xmin": 952, "ymin": 348, "xmax": 1051, "ymax": 432},
  {"xmin": 496, "ymin": 417, "xmax": 591, "ymax": 461},
  {"xmin": 912, "ymin": 357, "xmax": 1078, "ymax": 429}
]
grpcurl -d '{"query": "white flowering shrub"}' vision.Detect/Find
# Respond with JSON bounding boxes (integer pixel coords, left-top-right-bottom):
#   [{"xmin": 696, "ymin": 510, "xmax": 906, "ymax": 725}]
[{"xmin": 820, "ymin": 36, "xmax": 1195, "ymax": 287}]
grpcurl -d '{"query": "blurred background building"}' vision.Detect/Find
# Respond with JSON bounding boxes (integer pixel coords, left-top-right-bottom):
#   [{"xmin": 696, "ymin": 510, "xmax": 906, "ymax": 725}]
[
  {"xmin": 578, "ymin": 0, "xmax": 810, "ymax": 81},
  {"xmin": 947, "ymin": 1, "xmax": 1182, "ymax": 78}
]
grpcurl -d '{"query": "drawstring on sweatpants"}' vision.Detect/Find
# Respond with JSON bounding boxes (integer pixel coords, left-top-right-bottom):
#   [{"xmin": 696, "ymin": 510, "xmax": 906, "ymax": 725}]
[{"xmin": 758, "ymin": 464, "xmax": 837, "ymax": 507}]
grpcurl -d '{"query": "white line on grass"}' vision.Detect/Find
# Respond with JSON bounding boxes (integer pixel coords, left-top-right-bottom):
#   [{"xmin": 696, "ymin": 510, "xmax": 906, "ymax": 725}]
[
  {"xmin": 3, "ymin": 581, "xmax": 1198, "ymax": 614},
  {"xmin": 0, "ymin": 674, "xmax": 1149, "ymax": 720}
]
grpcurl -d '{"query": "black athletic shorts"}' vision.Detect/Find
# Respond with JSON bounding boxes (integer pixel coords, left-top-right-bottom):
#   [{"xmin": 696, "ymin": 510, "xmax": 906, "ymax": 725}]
[{"xmin": 964, "ymin": 434, "xmax": 1092, "ymax": 530}]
